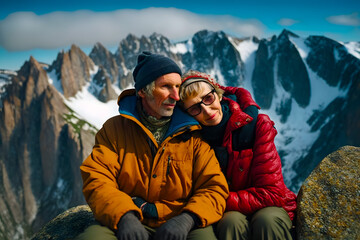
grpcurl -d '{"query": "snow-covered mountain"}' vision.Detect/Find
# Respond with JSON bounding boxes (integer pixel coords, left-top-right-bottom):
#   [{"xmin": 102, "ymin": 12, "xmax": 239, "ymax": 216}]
[
  {"xmin": 0, "ymin": 29, "xmax": 359, "ymax": 239},
  {"xmin": 66, "ymin": 29, "xmax": 360, "ymax": 190}
]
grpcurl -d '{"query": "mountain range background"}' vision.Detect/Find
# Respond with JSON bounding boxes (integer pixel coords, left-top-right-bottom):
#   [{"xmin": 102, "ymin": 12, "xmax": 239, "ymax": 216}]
[{"xmin": 0, "ymin": 29, "xmax": 359, "ymax": 239}]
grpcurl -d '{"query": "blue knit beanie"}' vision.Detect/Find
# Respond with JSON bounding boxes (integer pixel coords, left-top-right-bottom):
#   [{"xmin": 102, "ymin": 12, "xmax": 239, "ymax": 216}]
[{"xmin": 133, "ymin": 51, "xmax": 182, "ymax": 91}]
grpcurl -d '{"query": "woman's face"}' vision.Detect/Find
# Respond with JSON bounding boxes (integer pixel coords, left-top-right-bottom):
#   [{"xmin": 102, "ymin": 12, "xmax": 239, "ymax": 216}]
[{"xmin": 182, "ymin": 82, "xmax": 223, "ymax": 126}]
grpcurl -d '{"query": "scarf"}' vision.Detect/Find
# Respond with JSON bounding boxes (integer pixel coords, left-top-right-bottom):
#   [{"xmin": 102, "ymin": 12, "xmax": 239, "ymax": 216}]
[{"xmin": 136, "ymin": 99, "xmax": 171, "ymax": 144}]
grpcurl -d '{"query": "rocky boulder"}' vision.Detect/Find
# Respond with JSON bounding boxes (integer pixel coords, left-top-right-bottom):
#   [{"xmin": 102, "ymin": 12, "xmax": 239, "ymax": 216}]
[
  {"xmin": 296, "ymin": 145, "xmax": 360, "ymax": 239},
  {"xmin": 31, "ymin": 205, "xmax": 95, "ymax": 240}
]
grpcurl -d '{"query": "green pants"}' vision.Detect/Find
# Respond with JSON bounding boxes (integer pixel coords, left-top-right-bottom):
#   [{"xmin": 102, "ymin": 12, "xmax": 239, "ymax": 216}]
[
  {"xmin": 216, "ymin": 207, "xmax": 293, "ymax": 240},
  {"xmin": 75, "ymin": 222, "xmax": 217, "ymax": 240}
]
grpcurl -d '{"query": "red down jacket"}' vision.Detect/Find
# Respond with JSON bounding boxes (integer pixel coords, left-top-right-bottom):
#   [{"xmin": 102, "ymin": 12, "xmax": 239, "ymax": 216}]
[{"xmin": 220, "ymin": 86, "xmax": 297, "ymax": 220}]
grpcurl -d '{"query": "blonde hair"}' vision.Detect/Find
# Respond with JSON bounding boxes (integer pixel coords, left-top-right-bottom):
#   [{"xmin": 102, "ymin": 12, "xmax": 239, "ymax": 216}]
[{"xmin": 180, "ymin": 70, "xmax": 224, "ymax": 104}]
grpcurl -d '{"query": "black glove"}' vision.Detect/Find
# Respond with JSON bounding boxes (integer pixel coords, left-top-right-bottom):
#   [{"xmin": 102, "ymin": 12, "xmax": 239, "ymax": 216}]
[
  {"xmin": 116, "ymin": 211, "xmax": 149, "ymax": 240},
  {"xmin": 154, "ymin": 212, "xmax": 196, "ymax": 240},
  {"xmin": 132, "ymin": 197, "xmax": 159, "ymax": 219}
]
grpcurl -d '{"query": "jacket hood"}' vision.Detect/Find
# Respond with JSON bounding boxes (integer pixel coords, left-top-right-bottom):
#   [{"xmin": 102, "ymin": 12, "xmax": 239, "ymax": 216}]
[{"xmin": 118, "ymin": 89, "xmax": 200, "ymax": 139}]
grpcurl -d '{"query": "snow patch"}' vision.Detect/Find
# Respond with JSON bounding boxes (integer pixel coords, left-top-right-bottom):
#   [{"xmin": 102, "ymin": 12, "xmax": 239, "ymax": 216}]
[
  {"xmin": 229, "ymin": 37, "xmax": 258, "ymax": 92},
  {"xmin": 344, "ymin": 42, "xmax": 360, "ymax": 59},
  {"xmin": 47, "ymin": 69, "xmax": 63, "ymax": 94},
  {"xmin": 289, "ymin": 36, "xmax": 310, "ymax": 59},
  {"xmin": 64, "ymin": 82, "xmax": 119, "ymax": 129},
  {"xmin": 172, "ymin": 39, "xmax": 194, "ymax": 54},
  {"xmin": 171, "ymin": 42, "xmax": 189, "ymax": 54},
  {"xmin": 230, "ymin": 37, "xmax": 259, "ymax": 63}
]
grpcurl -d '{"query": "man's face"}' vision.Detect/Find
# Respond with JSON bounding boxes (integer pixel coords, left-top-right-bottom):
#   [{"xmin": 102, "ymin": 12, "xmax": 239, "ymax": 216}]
[{"xmin": 139, "ymin": 73, "xmax": 181, "ymax": 119}]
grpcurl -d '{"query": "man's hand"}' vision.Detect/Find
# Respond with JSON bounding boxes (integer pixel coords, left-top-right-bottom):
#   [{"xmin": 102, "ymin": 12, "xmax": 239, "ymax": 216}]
[
  {"xmin": 132, "ymin": 197, "xmax": 158, "ymax": 219},
  {"xmin": 116, "ymin": 211, "xmax": 149, "ymax": 240},
  {"xmin": 154, "ymin": 212, "xmax": 195, "ymax": 240}
]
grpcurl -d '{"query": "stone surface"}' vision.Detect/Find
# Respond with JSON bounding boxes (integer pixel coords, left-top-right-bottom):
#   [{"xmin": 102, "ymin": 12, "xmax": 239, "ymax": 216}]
[
  {"xmin": 296, "ymin": 145, "xmax": 360, "ymax": 239},
  {"xmin": 31, "ymin": 205, "xmax": 95, "ymax": 240}
]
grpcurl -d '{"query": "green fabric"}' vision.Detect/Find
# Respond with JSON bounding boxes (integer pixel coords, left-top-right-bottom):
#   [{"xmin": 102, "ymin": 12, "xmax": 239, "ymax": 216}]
[
  {"xmin": 216, "ymin": 207, "xmax": 293, "ymax": 240},
  {"xmin": 74, "ymin": 223, "xmax": 117, "ymax": 240},
  {"xmin": 74, "ymin": 222, "xmax": 217, "ymax": 240}
]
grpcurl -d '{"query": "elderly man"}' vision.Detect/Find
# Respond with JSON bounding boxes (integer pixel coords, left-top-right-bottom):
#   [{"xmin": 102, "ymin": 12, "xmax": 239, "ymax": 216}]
[{"xmin": 76, "ymin": 52, "xmax": 229, "ymax": 240}]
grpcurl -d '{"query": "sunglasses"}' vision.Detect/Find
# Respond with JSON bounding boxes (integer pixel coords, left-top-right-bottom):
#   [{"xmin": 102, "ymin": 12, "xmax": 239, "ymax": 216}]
[{"xmin": 185, "ymin": 89, "xmax": 216, "ymax": 116}]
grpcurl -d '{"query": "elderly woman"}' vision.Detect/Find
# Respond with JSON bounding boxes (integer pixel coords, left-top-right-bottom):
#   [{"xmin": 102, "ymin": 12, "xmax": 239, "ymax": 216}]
[{"xmin": 179, "ymin": 70, "xmax": 297, "ymax": 240}]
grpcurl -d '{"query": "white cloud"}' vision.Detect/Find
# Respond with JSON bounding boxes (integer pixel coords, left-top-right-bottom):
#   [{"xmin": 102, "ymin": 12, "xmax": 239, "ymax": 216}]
[
  {"xmin": 0, "ymin": 8, "xmax": 265, "ymax": 51},
  {"xmin": 326, "ymin": 12, "xmax": 360, "ymax": 26},
  {"xmin": 277, "ymin": 18, "xmax": 299, "ymax": 26}
]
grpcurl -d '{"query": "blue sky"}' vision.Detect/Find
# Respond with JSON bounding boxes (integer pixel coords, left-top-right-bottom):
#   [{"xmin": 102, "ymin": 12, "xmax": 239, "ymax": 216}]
[{"xmin": 1, "ymin": 0, "xmax": 359, "ymax": 70}]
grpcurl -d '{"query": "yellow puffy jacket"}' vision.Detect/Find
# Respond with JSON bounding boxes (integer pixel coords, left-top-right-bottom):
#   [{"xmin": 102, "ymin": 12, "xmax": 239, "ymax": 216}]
[{"xmin": 80, "ymin": 89, "xmax": 229, "ymax": 230}]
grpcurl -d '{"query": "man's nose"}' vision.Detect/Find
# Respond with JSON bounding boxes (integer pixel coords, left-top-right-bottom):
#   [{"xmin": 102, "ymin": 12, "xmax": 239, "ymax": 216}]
[{"xmin": 170, "ymin": 88, "xmax": 180, "ymax": 101}]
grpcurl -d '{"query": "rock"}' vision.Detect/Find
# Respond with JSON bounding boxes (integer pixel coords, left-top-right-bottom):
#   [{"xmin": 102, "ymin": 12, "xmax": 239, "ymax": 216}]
[
  {"xmin": 189, "ymin": 30, "xmax": 244, "ymax": 87},
  {"xmin": 49, "ymin": 45, "xmax": 95, "ymax": 98},
  {"xmin": 89, "ymin": 42, "xmax": 119, "ymax": 83},
  {"xmin": 296, "ymin": 146, "xmax": 360, "ymax": 239},
  {"xmin": 31, "ymin": 205, "xmax": 96, "ymax": 240},
  {"xmin": 252, "ymin": 39, "xmax": 274, "ymax": 109},
  {"xmin": 276, "ymin": 31, "xmax": 311, "ymax": 108},
  {"xmin": 92, "ymin": 66, "xmax": 118, "ymax": 102}
]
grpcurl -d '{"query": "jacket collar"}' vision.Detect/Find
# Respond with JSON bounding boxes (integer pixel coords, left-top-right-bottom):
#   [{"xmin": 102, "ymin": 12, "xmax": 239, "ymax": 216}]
[
  {"xmin": 223, "ymin": 97, "xmax": 253, "ymax": 132},
  {"xmin": 118, "ymin": 89, "xmax": 200, "ymax": 138}
]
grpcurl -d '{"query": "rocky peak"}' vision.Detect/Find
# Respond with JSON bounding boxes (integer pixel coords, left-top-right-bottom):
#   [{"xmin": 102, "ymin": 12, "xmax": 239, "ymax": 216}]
[
  {"xmin": 251, "ymin": 39, "xmax": 274, "ymax": 109},
  {"xmin": 115, "ymin": 33, "xmax": 178, "ymax": 80},
  {"xmin": 305, "ymin": 35, "xmax": 360, "ymax": 89},
  {"xmin": 0, "ymin": 56, "xmax": 49, "ymax": 139},
  {"xmin": 275, "ymin": 31, "xmax": 311, "ymax": 109},
  {"xmin": 89, "ymin": 42, "xmax": 119, "ymax": 84},
  {"xmin": 115, "ymin": 34, "xmax": 143, "ymax": 71},
  {"xmin": 251, "ymin": 31, "xmax": 310, "ymax": 122},
  {"xmin": 184, "ymin": 30, "xmax": 244, "ymax": 86},
  {"xmin": 91, "ymin": 66, "xmax": 117, "ymax": 102},
  {"xmin": 279, "ymin": 29, "xmax": 299, "ymax": 39},
  {"xmin": 68, "ymin": 44, "xmax": 95, "ymax": 84},
  {"xmin": 148, "ymin": 33, "xmax": 173, "ymax": 54},
  {"xmin": 18, "ymin": 56, "xmax": 49, "ymax": 103},
  {"xmin": 48, "ymin": 45, "xmax": 95, "ymax": 98}
]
